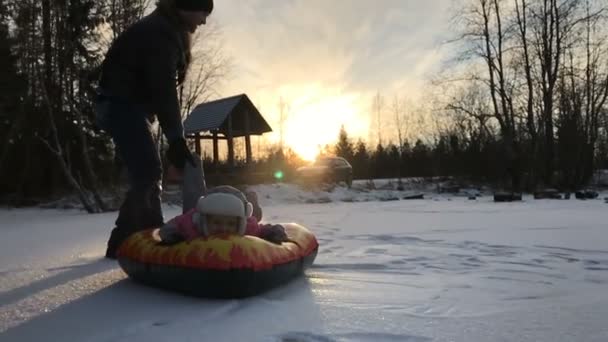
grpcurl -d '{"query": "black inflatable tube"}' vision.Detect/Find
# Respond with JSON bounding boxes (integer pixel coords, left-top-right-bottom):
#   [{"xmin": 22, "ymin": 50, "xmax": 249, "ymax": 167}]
[{"xmin": 118, "ymin": 248, "xmax": 318, "ymax": 298}]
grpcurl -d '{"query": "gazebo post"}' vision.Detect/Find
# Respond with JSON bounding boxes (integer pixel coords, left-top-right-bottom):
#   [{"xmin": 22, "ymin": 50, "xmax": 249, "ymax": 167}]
[
  {"xmin": 245, "ymin": 109, "xmax": 252, "ymax": 164},
  {"xmin": 227, "ymin": 113, "xmax": 235, "ymax": 168},
  {"xmin": 195, "ymin": 132, "xmax": 202, "ymax": 156},
  {"xmin": 212, "ymin": 130, "xmax": 219, "ymax": 166}
]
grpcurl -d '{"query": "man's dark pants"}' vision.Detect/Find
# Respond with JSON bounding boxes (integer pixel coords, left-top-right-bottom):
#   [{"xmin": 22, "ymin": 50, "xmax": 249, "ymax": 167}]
[{"xmin": 96, "ymin": 97, "xmax": 164, "ymax": 258}]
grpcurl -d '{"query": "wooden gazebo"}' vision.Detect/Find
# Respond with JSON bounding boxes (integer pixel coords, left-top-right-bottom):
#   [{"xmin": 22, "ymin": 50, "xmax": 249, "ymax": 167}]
[{"xmin": 183, "ymin": 94, "xmax": 272, "ymax": 167}]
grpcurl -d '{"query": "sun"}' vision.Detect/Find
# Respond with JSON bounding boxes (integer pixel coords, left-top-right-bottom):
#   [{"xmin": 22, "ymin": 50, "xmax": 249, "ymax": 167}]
[
  {"xmin": 288, "ymin": 141, "xmax": 320, "ymax": 162},
  {"xmin": 263, "ymin": 86, "xmax": 367, "ymax": 162}
]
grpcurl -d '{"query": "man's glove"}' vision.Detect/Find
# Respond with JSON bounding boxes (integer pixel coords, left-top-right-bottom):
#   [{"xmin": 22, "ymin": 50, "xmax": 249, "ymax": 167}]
[
  {"xmin": 157, "ymin": 222, "xmax": 184, "ymax": 245},
  {"xmin": 166, "ymin": 138, "xmax": 195, "ymax": 170},
  {"xmin": 259, "ymin": 224, "xmax": 289, "ymax": 244}
]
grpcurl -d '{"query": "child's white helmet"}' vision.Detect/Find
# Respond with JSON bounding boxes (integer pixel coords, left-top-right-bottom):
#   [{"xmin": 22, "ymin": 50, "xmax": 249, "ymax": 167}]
[{"xmin": 194, "ymin": 190, "xmax": 253, "ymax": 236}]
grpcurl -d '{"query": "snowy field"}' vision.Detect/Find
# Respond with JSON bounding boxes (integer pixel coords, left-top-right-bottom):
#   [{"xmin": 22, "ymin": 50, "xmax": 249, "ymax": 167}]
[{"xmin": 1, "ymin": 183, "xmax": 608, "ymax": 342}]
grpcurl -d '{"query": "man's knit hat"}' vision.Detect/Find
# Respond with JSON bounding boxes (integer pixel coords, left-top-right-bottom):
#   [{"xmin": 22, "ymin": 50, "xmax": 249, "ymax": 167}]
[{"xmin": 175, "ymin": 0, "xmax": 214, "ymax": 12}]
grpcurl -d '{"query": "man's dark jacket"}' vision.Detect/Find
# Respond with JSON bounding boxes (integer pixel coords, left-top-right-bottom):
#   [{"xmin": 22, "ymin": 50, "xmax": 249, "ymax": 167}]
[{"xmin": 99, "ymin": 7, "xmax": 188, "ymax": 142}]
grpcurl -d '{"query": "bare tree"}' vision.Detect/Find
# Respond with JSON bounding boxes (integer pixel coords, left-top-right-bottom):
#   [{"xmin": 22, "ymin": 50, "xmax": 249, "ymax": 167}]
[
  {"xmin": 35, "ymin": 64, "xmax": 97, "ymax": 213},
  {"xmin": 372, "ymin": 92, "xmax": 384, "ymax": 147},
  {"xmin": 451, "ymin": 0, "xmax": 522, "ymax": 189},
  {"xmin": 445, "ymin": 83, "xmax": 495, "ymax": 140},
  {"xmin": 581, "ymin": 0, "xmax": 608, "ymax": 154},
  {"xmin": 179, "ymin": 23, "xmax": 231, "ymax": 117},
  {"xmin": 391, "ymin": 95, "xmax": 407, "ymax": 187},
  {"xmin": 532, "ymin": 0, "xmax": 569, "ymax": 184},
  {"xmin": 514, "ymin": 0, "xmax": 543, "ymax": 185},
  {"xmin": 515, "ymin": 0, "xmax": 538, "ymax": 141},
  {"xmin": 445, "ymin": 0, "xmax": 606, "ymax": 189},
  {"xmin": 107, "ymin": 0, "xmax": 150, "ymax": 41},
  {"xmin": 556, "ymin": 0, "xmax": 608, "ymax": 187}
]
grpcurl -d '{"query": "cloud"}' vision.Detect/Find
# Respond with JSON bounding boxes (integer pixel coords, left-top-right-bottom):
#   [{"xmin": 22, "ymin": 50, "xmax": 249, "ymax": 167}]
[{"xmin": 204, "ymin": 0, "xmax": 454, "ymax": 145}]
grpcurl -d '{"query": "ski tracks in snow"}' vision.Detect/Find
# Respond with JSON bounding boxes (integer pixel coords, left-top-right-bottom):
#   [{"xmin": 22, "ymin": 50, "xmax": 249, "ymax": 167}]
[
  {"xmin": 277, "ymin": 331, "xmax": 431, "ymax": 342},
  {"xmin": 308, "ymin": 227, "xmax": 608, "ymax": 319}
]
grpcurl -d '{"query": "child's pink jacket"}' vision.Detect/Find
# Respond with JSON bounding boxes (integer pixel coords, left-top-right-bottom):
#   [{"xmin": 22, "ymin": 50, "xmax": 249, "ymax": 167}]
[{"xmin": 167, "ymin": 208, "xmax": 262, "ymax": 240}]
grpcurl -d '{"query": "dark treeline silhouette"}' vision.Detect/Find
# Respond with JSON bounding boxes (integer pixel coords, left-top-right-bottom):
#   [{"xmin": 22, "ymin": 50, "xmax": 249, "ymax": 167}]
[
  {"xmin": 329, "ymin": 126, "xmax": 604, "ymax": 190},
  {"xmin": 332, "ymin": 126, "xmax": 509, "ymax": 185},
  {"xmin": 0, "ymin": 1, "xmax": 149, "ymax": 210},
  {"xmin": 440, "ymin": 0, "xmax": 608, "ymax": 192},
  {"xmin": 1, "ymin": 0, "xmax": 607, "ymax": 209},
  {"xmin": 162, "ymin": 121, "xmax": 608, "ymax": 192}
]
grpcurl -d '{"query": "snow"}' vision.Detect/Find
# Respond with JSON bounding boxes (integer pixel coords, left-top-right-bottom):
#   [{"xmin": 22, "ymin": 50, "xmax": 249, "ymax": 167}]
[{"xmin": 1, "ymin": 183, "xmax": 608, "ymax": 342}]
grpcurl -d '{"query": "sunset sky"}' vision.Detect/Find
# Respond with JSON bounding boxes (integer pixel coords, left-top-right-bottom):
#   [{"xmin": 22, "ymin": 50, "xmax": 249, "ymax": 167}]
[{"xmin": 205, "ymin": 0, "xmax": 455, "ymax": 160}]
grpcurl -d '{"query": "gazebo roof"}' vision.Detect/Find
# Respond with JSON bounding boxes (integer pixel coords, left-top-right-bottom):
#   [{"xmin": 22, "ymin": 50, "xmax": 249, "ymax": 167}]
[{"xmin": 183, "ymin": 94, "xmax": 272, "ymax": 137}]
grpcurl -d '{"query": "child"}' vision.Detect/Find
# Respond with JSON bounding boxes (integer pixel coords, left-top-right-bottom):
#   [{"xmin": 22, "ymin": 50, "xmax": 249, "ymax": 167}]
[{"xmin": 159, "ymin": 185, "xmax": 288, "ymax": 244}]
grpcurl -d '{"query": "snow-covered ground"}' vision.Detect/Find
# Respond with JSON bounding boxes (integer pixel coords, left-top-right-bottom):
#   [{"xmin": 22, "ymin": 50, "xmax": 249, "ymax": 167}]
[{"xmin": 1, "ymin": 184, "xmax": 608, "ymax": 342}]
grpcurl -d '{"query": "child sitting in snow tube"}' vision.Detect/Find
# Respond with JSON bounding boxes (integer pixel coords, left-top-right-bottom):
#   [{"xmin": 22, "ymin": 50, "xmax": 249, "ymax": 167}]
[
  {"xmin": 158, "ymin": 185, "xmax": 289, "ymax": 245},
  {"xmin": 117, "ymin": 186, "xmax": 318, "ymax": 298}
]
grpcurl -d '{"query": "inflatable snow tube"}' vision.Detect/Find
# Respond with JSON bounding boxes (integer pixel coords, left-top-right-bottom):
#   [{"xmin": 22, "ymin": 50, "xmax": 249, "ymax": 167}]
[{"xmin": 116, "ymin": 223, "xmax": 318, "ymax": 298}]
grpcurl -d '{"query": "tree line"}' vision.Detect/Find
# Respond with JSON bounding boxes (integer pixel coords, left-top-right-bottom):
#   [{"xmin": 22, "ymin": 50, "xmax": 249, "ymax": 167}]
[
  {"xmin": 1, "ymin": 0, "xmax": 606, "ymax": 208},
  {"xmin": 0, "ymin": 0, "xmax": 151, "ymax": 209},
  {"xmin": 436, "ymin": 0, "xmax": 608, "ymax": 191},
  {"xmin": 0, "ymin": 0, "xmax": 227, "ymax": 208}
]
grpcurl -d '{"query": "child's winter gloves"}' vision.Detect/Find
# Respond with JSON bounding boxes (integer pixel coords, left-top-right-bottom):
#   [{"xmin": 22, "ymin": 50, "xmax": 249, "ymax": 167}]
[{"xmin": 260, "ymin": 224, "xmax": 289, "ymax": 244}]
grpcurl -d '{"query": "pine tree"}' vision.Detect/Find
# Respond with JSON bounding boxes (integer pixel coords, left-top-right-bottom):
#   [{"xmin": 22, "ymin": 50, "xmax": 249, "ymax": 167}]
[
  {"xmin": 411, "ymin": 139, "xmax": 431, "ymax": 177},
  {"xmin": 352, "ymin": 139, "xmax": 370, "ymax": 179},
  {"xmin": 0, "ymin": 0, "xmax": 149, "ymax": 206},
  {"xmin": 0, "ymin": 0, "xmax": 27, "ymax": 193},
  {"xmin": 0, "ymin": 0, "xmax": 20, "ymax": 116},
  {"xmin": 373, "ymin": 143, "xmax": 388, "ymax": 179},
  {"xmin": 335, "ymin": 125, "xmax": 354, "ymax": 162}
]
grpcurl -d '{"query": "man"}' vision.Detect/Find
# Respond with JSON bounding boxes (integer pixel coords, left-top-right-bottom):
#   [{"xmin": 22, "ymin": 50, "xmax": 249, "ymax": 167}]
[{"xmin": 95, "ymin": 0, "xmax": 214, "ymax": 258}]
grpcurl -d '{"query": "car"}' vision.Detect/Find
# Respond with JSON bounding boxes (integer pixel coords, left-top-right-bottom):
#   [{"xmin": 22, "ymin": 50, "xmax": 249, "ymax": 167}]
[{"xmin": 296, "ymin": 156, "xmax": 353, "ymax": 187}]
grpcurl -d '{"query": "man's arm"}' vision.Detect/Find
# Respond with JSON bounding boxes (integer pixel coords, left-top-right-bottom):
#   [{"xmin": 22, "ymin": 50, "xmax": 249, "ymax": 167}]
[{"xmin": 143, "ymin": 31, "xmax": 184, "ymax": 143}]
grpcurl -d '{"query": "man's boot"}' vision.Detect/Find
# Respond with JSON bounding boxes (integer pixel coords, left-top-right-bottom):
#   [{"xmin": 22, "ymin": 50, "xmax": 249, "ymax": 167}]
[{"xmin": 105, "ymin": 227, "xmax": 131, "ymax": 259}]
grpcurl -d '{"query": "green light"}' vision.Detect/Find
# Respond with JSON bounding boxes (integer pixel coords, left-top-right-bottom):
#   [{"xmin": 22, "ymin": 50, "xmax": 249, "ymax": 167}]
[{"xmin": 274, "ymin": 170, "xmax": 284, "ymax": 180}]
